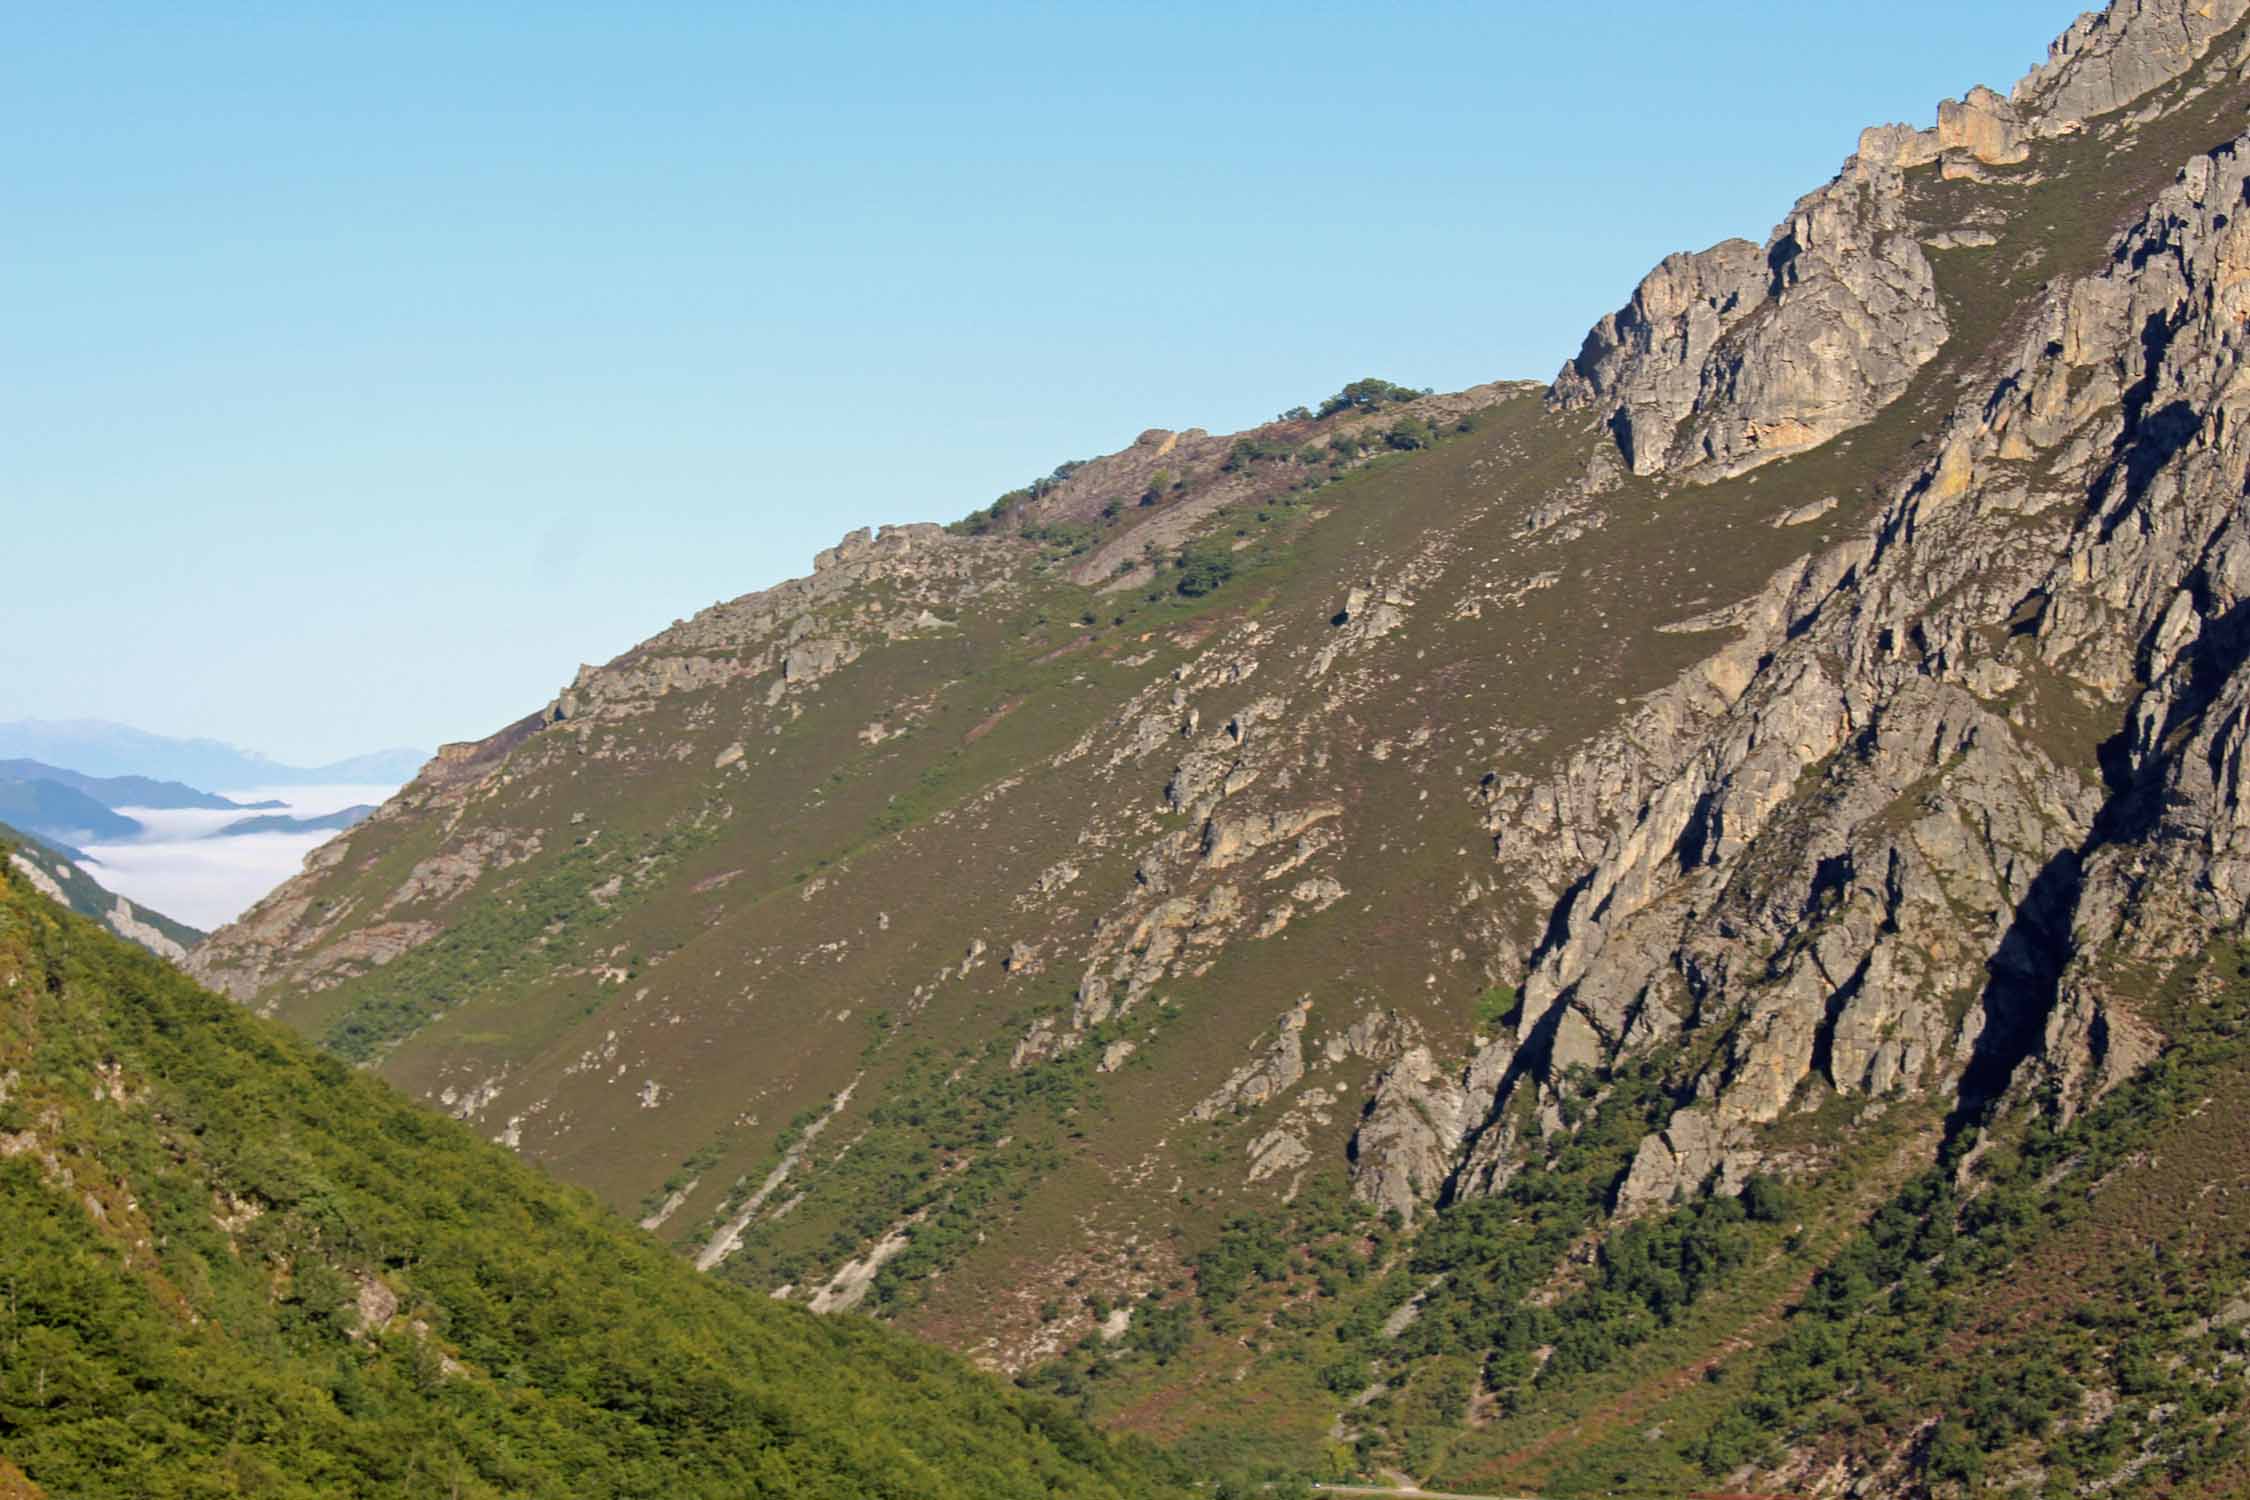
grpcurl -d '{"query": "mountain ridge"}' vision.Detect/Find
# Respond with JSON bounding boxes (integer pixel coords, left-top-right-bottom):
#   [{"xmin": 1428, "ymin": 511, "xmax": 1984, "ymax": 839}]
[
  {"xmin": 0, "ymin": 759, "xmax": 258, "ymax": 812},
  {"xmin": 0, "ymin": 719, "xmax": 426, "ymax": 790},
  {"xmin": 0, "ymin": 779, "xmax": 140, "ymax": 849},
  {"xmin": 204, "ymin": 804, "xmax": 376, "ymax": 839},
  {"xmin": 186, "ymin": 2, "xmax": 2250, "ymax": 1491}
]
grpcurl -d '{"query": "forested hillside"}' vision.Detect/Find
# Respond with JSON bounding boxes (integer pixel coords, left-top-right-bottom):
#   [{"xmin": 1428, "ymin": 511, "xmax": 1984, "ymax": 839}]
[{"xmin": 0, "ymin": 851, "xmax": 1193, "ymax": 1499}]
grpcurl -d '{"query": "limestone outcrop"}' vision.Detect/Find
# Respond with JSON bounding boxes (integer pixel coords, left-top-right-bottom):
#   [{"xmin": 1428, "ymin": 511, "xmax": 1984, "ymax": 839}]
[
  {"xmin": 1189, "ymin": 1001, "xmax": 1311, "ymax": 1120},
  {"xmin": 1550, "ymin": 158, "xmax": 1945, "ymax": 480},
  {"xmin": 1467, "ymin": 109, "xmax": 2250, "ymax": 1204},
  {"xmin": 1555, "ymin": 0, "xmax": 2250, "ymax": 486},
  {"xmin": 1348, "ymin": 1033, "xmax": 1511, "ymax": 1224},
  {"xmin": 2014, "ymin": 0, "xmax": 2250, "ymax": 131}
]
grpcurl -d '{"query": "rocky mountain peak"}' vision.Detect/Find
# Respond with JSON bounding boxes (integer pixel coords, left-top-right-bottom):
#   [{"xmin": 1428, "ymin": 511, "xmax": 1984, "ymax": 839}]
[
  {"xmin": 2017, "ymin": 0, "xmax": 2250, "ymax": 128},
  {"xmin": 1555, "ymin": 0, "xmax": 2250, "ymax": 488}
]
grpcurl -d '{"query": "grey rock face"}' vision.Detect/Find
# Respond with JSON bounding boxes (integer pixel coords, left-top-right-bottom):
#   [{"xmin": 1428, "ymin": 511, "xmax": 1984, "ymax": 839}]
[
  {"xmin": 105, "ymin": 898, "xmax": 188, "ymax": 964},
  {"xmin": 1468, "ymin": 109, "xmax": 2250, "ymax": 1200},
  {"xmin": 1548, "ymin": 239, "xmax": 1765, "ymax": 477},
  {"xmin": 1859, "ymin": 86, "xmax": 2029, "ymax": 170},
  {"xmin": 1613, "ymin": 1110, "xmax": 1760, "ymax": 1216},
  {"xmin": 782, "ymin": 638, "xmax": 853, "ymax": 684},
  {"xmin": 2013, "ymin": 0, "xmax": 2250, "ymax": 131},
  {"xmin": 1552, "ymin": 0, "xmax": 2250, "ymax": 487},
  {"xmin": 1189, "ymin": 1000, "xmax": 1311, "ymax": 1121},
  {"xmin": 1347, "ymin": 1030, "xmax": 1513, "ymax": 1223},
  {"xmin": 1551, "ymin": 157, "xmax": 1945, "ymax": 480},
  {"xmin": 1349, "ymin": 1045, "xmax": 1467, "ymax": 1224}
]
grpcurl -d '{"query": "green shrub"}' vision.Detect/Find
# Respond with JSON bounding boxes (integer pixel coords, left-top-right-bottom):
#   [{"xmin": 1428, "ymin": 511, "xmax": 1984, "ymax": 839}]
[
  {"xmin": 1472, "ymin": 984, "xmax": 1517, "ymax": 1030},
  {"xmin": 1314, "ymin": 378, "xmax": 1431, "ymax": 418},
  {"xmin": 1384, "ymin": 416, "xmax": 1431, "ymax": 450},
  {"xmin": 1173, "ymin": 543, "xmax": 1236, "ymax": 598}
]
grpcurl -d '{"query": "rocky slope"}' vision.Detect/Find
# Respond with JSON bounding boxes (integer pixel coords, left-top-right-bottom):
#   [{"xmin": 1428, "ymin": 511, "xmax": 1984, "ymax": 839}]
[{"xmin": 190, "ymin": 3, "xmax": 2250, "ymax": 1491}]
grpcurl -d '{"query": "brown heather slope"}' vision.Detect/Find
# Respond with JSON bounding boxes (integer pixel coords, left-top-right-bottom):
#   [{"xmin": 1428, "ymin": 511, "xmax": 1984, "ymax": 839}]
[{"xmin": 191, "ymin": 3, "xmax": 2250, "ymax": 1491}]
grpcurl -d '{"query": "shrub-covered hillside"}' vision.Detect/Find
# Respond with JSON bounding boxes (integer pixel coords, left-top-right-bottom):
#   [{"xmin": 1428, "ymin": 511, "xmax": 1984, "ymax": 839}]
[{"xmin": 0, "ymin": 851, "xmax": 1190, "ymax": 1499}]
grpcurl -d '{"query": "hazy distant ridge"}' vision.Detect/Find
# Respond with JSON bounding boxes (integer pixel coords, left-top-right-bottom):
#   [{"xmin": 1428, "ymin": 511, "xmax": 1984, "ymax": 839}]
[
  {"xmin": 0, "ymin": 778, "xmax": 140, "ymax": 845},
  {"xmin": 0, "ymin": 758, "xmax": 262, "ymax": 811},
  {"xmin": 0, "ymin": 719, "xmax": 427, "ymax": 788},
  {"xmin": 205, "ymin": 805, "xmax": 376, "ymax": 839}
]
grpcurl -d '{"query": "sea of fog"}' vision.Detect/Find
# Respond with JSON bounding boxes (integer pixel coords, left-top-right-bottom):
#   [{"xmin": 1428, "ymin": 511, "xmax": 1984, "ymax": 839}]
[{"xmin": 77, "ymin": 784, "xmax": 401, "ymax": 932}]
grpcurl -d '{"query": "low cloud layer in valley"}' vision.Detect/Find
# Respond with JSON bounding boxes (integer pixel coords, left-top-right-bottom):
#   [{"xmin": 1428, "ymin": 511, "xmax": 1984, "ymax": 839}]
[{"xmin": 79, "ymin": 784, "xmax": 397, "ymax": 930}]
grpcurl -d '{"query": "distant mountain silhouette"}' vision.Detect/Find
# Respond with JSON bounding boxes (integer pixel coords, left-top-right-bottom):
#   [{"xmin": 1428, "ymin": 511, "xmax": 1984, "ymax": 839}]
[
  {"xmin": 0, "ymin": 720, "xmax": 425, "ymax": 789},
  {"xmin": 205, "ymin": 804, "xmax": 376, "ymax": 839},
  {"xmin": 0, "ymin": 758, "xmax": 256, "ymax": 811},
  {"xmin": 0, "ymin": 777, "xmax": 142, "ymax": 846}
]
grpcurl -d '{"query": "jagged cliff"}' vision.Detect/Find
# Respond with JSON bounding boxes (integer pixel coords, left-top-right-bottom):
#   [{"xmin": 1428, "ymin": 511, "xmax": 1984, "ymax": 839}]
[{"xmin": 188, "ymin": 3, "xmax": 2250, "ymax": 1492}]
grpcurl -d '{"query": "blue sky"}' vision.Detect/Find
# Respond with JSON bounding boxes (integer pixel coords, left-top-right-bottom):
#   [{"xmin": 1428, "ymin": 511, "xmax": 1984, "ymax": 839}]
[{"xmin": 4, "ymin": 2, "xmax": 2077, "ymax": 765}]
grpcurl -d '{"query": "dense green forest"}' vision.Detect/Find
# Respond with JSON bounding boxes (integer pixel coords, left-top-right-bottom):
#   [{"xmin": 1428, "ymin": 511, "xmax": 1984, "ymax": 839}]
[{"xmin": 0, "ymin": 851, "xmax": 1192, "ymax": 1499}]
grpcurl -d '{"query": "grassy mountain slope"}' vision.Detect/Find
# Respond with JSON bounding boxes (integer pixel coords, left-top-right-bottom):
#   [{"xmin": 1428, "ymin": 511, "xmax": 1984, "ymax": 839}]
[
  {"xmin": 185, "ymin": 3, "xmax": 2250, "ymax": 1492},
  {"xmin": 0, "ymin": 852, "xmax": 1192, "ymax": 1499}
]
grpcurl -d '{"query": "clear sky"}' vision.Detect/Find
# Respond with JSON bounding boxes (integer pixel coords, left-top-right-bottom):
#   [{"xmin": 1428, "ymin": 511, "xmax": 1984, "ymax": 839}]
[{"xmin": 4, "ymin": 2, "xmax": 2079, "ymax": 765}]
